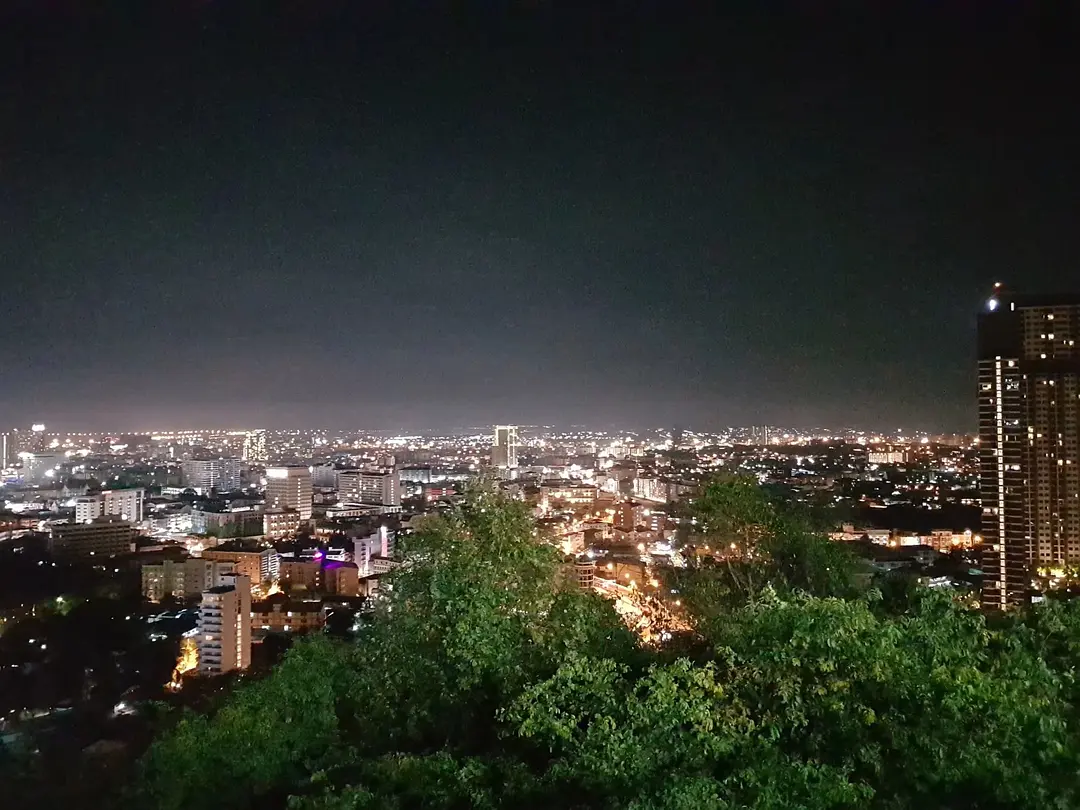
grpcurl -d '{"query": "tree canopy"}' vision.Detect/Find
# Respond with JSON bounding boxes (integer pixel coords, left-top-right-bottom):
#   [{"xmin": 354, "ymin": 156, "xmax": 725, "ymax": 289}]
[{"xmin": 127, "ymin": 479, "xmax": 1080, "ymax": 809}]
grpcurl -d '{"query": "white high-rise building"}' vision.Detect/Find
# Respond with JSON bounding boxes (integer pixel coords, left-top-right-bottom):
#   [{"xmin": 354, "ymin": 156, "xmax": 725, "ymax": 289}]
[
  {"xmin": 242, "ymin": 430, "xmax": 267, "ymax": 462},
  {"xmin": 353, "ymin": 526, "xmax": 394, "ymax": 576},
  {"xmin": 76, "ymin": 487, "xmax": 145, "ymax": 523},
  {"xmin": 337, "ymin": 469, "xmax": 400, "ymax": 508},
  {"xmin": 182, "ymin": 457, "xmax": 243, "ymax": 492},
  {"xmin": 265, "ymin": 466, "xmax": 313, "ymax": 521},
  {"xmin": 492, "ymin": 425, "xmax": 519, "ymax": 469},
  {"xmin": 198, "ymin": 573, "xmax": 251, "ymax": 675}
]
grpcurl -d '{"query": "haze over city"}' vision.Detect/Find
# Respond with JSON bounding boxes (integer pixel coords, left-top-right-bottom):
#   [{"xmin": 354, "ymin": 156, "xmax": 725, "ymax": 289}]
[{"xmin": 4, "ymin": 3, "xmax": 1077, "ymax": 432}]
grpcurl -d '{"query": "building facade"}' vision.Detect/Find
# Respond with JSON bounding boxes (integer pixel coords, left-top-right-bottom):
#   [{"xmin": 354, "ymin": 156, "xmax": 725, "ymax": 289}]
[
  {"xmin": 323, "ymin": 561, "xmax": 359, "ymax": 596},
  {"xmin": 263, "ymin": 509, "xmax": 303, "ymax": 539},
  {"xmin": 353, "ymin": 527, "xmax": 393, "ymax": 576},
  {"xmin": 76, "ymin": 487, "xmax": 145, "ymax": 524},
  {"xmin": 251, "ymin": 597, "xmax": 325, "ymax": 634},
  {"xmin": 141, "ymin": 558, "xmax": 236, "ymax": 602},
  {"xmin": 979, "ymin": 288, "xmax": 1080, "ymax": 609},
  {"xmin": 265, "ymin": 466, "xmax": 313, "ymax": 520},
  {"xmin": 242, "ymin": 430, "xmax": 267, "ymax": 462},
  {"xmin": 337, "ymin": 469, "xmax": 400, "ymax": 508},
  {"xmin": 201, "ymin": 548, "xmax": 279, "ymax": 585},
  {"xmin": 198, "ymin": 574, "xmax": 252, "ymax": 675},
  {"xmin": 279, "ymin": 560, "xmax": 322, "ymax": 591},
  {"xmin": 492, "ymin": 425, "xmax": 519, "ymax": 469},
  {"xmin": 182, "ymin": 457, "xmax": 243, "ymax": 492},
  {"xmin": 50, "ymin": 517, "xmax": 136, "ymax": 561}
]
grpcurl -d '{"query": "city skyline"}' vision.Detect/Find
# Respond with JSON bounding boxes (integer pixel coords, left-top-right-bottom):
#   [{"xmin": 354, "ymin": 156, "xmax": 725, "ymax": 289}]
[
  {"xmin": 0, "ymin": 421, "xmax": 973, "ymax": 440},
  {"xmin": 3, "ymin": 4, "xmax": 1078, "ymax": 431}
]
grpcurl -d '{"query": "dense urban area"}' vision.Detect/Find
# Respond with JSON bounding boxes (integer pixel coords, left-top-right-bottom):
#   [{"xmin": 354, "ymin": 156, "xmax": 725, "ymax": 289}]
[{"xmin": 0, "ymin": 422, "xmax": 981, "ymax": 797}]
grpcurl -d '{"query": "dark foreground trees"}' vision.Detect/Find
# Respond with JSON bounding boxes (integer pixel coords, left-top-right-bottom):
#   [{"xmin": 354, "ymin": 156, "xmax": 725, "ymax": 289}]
[{"xmin": 129, "ymin": 481, "xmax": 1080, "ymax": 809}]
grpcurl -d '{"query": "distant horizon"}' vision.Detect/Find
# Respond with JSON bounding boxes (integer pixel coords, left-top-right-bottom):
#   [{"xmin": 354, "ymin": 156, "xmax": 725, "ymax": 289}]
[{"xmin": 1, "ymin": 421, "xmax": 976, "ymax": 437}]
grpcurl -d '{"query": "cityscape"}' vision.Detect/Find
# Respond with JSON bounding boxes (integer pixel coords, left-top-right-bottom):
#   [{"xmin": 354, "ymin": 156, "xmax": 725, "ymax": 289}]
[
  {"xmin": 0, "ymin": 420, "xmax": 982, "ymax": 643},
  {"xmin": 4, "ymin": 2, "xmax": 1080, "ymax": 809}
]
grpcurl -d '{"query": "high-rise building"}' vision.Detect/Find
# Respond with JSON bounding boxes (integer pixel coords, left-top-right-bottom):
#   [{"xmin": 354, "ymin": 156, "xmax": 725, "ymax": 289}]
[
  {"xmin": 492, "ymin": 425, "xmax": 519, "ymax": 469},
  {"xmin": 265, "ymin": 465, "xmax": 313, "ymax": 521},
  {"xmin": 28, "ymin": 424, "xmax": 48, "ymax": 453},
  {"xmin": 197, "ymin": 574, "xmax": 251, "ymax": 675},
  {"xmin": 353, "ymin": 526, "xmax": 393, "ymax": 576},
  {"xmin": 632, "ymin": 477, "xmax": 667, "ymax": 503},
  {"xmin": 22, "ymin": 453, "xmax": 63, "ymax": 485},
  {"xmin": 337, "ymin": 469, "xmax": 400, "ymax": 508},
  {"xmin": 751, "ymin": 425, "xmax": 772, "ymax": 446},
  {"xmin": 1, "ymin": 431, "xmax": 9, "ymax": 470},
  {"xmin": 979, "ymin": 287, "xmax": 1080, "ymax": 610},
  {"xmin": 242, "ymin": 430, "xmax": 267, "ymax": 462},
  {"xmin": 311, "ymin": 463, "xmax": 339, "ymax": 488},
  {"xmin": 76, "ymin": 487, "xmax": 145, "ymax": 523},
  {"xmin": 182, "ymin": 457, "xmax": 243, "ymax": 492}
]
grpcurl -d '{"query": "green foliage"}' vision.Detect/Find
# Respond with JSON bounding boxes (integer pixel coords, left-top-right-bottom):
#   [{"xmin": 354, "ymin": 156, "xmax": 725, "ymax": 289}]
[
  {"xmin": 128, "ymin": 481, "xmax": 1080, "ymax": 810},
  {"xmin": 670, "ymin": 475, "xmax": 863, "ymax": 621},
  {"xmin": 136, "ymin": 637, "xmax": 359, "ymax": 810}
]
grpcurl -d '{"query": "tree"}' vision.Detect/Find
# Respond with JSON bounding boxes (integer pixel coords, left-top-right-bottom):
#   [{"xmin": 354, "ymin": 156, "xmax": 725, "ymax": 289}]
[{"xmin": 669, "ymin": 475, "xmax": 863, "ymax": 622}]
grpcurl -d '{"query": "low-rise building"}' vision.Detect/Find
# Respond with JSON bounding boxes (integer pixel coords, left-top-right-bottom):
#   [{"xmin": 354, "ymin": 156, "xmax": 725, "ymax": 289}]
[
  {"xmin": 280, "ymin": 560, "xmax": 322, "ymax": 591},
  {"xmin": 201, "ymin": 548, "xmax": 279, "ymax": 585},
  {"xmin": 251, "ymin": 595, "xmax": 325, "ymax": 634},
  {"xmin": 369, "ymin": 555, "xmax": 401, "ymax": 575},
  {"xmin": 141, "ymin": 558, "xmax": 237, "ymax": 601},
  {"xmin": 75, "ymin": 487, "xmax": 145, "ymax": 523},
  {"xmin": 264, "ymin": 509, "xmax": 303, "ymax": 539},
  {"xmin": 323, "ymin": 560, "xmax": 359, "ymax": 596},
  {"xmin": 50, "ymin": 516, "xmax": 137, "ymax": 561}
]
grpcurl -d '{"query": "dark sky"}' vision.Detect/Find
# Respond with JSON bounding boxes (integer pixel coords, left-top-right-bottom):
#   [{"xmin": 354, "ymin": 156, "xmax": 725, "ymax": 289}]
[{"xmin": 2, "ymin": 1, "xmax": 1077, "ymax": 432}]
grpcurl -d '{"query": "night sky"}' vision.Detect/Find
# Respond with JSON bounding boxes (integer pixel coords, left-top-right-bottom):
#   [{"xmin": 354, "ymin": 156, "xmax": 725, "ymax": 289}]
[{"xmin": 2, "ymin": 2, "xmax": 1077, "ymax": 432}]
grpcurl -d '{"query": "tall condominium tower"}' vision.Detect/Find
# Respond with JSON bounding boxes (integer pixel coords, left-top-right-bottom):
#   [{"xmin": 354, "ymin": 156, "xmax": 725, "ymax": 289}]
[
  {"xmin": 242, "ymin": 429, "xmax": 268, "ymax": 462},
  {"xmin": 979, "ymin": 286, "xmax": 1080, "ymax": 609},
  {"xmin": 197, "ymin": 574, "xmax": 251, "ymax": 675},
  {"xmin": 265, "ymin": 465, "xmax": 313, "ymax": 521},
  {"xmin": 492, "ymin": 425, "xmax": 519, "ymax": 469}
]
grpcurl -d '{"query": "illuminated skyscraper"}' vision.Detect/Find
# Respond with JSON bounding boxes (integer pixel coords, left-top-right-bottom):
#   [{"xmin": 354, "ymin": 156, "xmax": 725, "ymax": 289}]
[
  {"xmin": 28, "ymin": 424, "xmax": 47, "ymax": 453},
  {"xmin": 979, "ymin": 286, "xmax": 1080, "ymax": 609},
  {"xmin": 265, "ymin": 465, "xmax": 313, "ymax": 521},
  {"xmin": 492, "ymin": 425, "xmax": 518, "ymax": 469},
  {"xmin": 242, "ymin": 429, "xmax": 267, "ymax": 462}
]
